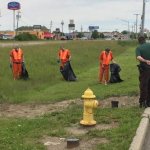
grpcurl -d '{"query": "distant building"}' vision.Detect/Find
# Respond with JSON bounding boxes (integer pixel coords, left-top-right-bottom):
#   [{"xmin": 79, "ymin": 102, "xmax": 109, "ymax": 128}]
[
  {"xmin": 0, "ymin": 29, "xmax": 55, "ymax": 40},
  {"xmin": 103, "ymin": 31, "xmax": 129, "ymax": 40}
]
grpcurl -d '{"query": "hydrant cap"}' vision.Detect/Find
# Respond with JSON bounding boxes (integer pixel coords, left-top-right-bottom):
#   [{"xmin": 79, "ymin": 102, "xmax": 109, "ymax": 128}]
[{"xmin": 82, "ymin": 88, "xmax": 96, "ymax": 99}]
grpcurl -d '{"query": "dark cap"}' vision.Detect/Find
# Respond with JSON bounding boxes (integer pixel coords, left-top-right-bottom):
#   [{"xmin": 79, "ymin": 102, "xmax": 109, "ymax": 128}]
[
  {"xmin": 138, "ymin": 36, "xmax": 145, "ymax": 44},
  {"xmin": 105, "ymin": 48, "xmax": 110, "ymax": 52}
]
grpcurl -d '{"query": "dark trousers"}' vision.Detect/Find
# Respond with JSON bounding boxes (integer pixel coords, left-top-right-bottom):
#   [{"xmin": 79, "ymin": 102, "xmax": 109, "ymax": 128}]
[{"xmin": 139, "ymin": 70, "xmax": 150, "ymax": 104}]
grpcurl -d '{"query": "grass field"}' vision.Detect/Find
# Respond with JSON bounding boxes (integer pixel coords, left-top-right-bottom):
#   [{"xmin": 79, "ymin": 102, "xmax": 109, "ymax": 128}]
[
  {"xmin": 0, "ymin": 40, "xmax": 144, "ymax": 150},
  {"xmin": 0, "ymin": 40, "xmax": 139, "ymax": 103}
]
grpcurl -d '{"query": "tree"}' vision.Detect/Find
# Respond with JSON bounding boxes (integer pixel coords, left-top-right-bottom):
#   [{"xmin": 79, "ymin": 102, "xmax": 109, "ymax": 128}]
[
  {"xmin": 130, "ymin": 32, "xmax": 136, "ymax": 39},
  {"xmin": 121, "ymin": 30, "xmax": 128, "ymax": 35},
  {"xmin": 99, "ymin": 33, "xmax": 104, "ymax": 38},
  {"xmin": 76, "ymin": 32, "xmax": 84, "ymax": 38},
  {"xmin": 91, "ymin": 30, "xmax": 99, "ymax": 39}
]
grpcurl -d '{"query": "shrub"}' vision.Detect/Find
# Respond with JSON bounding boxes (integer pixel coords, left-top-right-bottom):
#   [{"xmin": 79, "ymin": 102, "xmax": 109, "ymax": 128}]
[{"xmin": 15, "ymin": 33, "xmax": 38, "ymax": 41}]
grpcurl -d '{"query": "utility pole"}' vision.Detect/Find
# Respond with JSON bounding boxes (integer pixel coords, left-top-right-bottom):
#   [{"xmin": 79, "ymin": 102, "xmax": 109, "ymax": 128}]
[
  {"xmin": 140, "ymin": 0, "xmax": 146, "ymax": 36},
  {"xmin": 0, "ymin": 9, "xmax": 1, "ymax": 31},
  {"xmin": 81, "ymin": 25, "xmax": 83, "ymax": 33},
  {"xmin": 132, "ymin": 25, "xmax": 134, "ymax": 33},
  {"xmin": 61, "ymin": 20, "xmax": 64, "ymax": 35},
  {"xmin": 16, "ymin": 10, "xmax": 21, "ymax": 35},
  {"xmin": 49, "ymin": 20, "xmax": 52, "ymax": 33},
  {"xmin": 134, "ymin": 14, "xmax": 140, "ymax": 38}
]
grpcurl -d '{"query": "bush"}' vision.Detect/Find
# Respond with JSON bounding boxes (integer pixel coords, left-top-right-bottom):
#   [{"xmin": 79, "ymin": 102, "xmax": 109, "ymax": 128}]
[{"xmin": 15, "ymin": 33, "xmax": 38, "ymax": 41}]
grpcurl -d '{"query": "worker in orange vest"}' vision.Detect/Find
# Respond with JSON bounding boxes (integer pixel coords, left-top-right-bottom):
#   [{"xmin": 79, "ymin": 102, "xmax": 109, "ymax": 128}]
[
  {"xmin": 10, "ymin": 46, "xmax": 24, "ymax": 80},
  {"xmin": 99, "ymin": 48, "xmax": 114, "ymax": 85},
  {"xmin": 58, "ymin": 46, "xmax": 71, "ymax": 69},
  {"xmin": 57, "ymin": 46, "xmax": 77, "ymax": 81}
]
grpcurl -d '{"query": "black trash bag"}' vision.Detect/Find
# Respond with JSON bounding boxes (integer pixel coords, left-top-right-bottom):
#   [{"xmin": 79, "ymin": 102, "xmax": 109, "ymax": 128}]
[
  {"xmin": 21, "ymin": 63, "xmax": 29, "ymax": 80},
  {"xmin": 109, "ymin": 63, "xmax": 123, "ymax": 83},
  {"xmin": 60, "ymin": 61, "xmax": 77, "ymax": 81}
]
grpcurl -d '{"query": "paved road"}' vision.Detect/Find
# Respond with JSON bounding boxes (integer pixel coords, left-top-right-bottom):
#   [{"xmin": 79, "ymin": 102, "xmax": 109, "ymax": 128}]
[{"xmin": 142, "ymin": 124, "xmax": 150, "ymax": 150}]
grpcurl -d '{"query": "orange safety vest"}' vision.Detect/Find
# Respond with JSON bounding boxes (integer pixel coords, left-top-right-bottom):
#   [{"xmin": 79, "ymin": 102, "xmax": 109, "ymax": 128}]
[
  {"xmin": 59, "ymin": 49, "xmax": 70, "ymax": 63},
  {"xmin": 100, "ymin": 51, "xmax": 113, "ymax": 65},
  {"xmin": 11, "ymin": 48, "xmax": 23, "ymax": 62}
]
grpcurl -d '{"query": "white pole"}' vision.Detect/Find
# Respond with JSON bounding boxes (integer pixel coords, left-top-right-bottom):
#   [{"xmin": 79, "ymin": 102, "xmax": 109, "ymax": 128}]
[{"xmin": 13, "ymin": 10, "xmax": 16, "ymax": 37}]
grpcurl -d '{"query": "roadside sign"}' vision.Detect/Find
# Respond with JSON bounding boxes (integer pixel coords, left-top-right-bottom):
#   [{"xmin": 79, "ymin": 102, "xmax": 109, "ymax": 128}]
[{"xmin": 8, "ymin": 2, "xmax": 20, "ymax": 10}]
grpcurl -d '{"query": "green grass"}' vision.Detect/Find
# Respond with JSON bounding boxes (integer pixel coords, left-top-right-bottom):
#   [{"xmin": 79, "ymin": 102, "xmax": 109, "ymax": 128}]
[
  {"xmin": 0, "ymin": 104, "xmax": 143, "ymax": 150},
  {"xmin": 0, "ymin": 40, "xmax": 139, "ymax": 103},
  {"xmin": 0, "ymin": 40, "xmax": 143, "ymax": 150}
]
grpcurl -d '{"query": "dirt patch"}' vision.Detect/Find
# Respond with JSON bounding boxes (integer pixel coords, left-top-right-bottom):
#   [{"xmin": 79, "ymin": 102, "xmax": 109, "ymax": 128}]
[
  {"xmin": 100, "ymin": 95, "xmax": 139, "ymax": 108},
  {"xmin": 42, "ymin": 136, "xmax": 108, "ymax": 150},
  {"xmin": 66, "ymin": 122, "xmax": 118, "ymax": 135},
  {"xmin": 0, "ymin": 100, "xmax": 77, "ymax": 118},
  {"xmin": 0, "ymin": 96, "xmax": 139, "ymax": 118}
]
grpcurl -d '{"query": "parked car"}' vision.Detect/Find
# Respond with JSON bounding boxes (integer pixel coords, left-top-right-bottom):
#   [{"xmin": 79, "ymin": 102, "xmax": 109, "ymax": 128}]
[
  {"xmin": 0, "ymin": 34, "xmax": 14, "ymax": 40},
  {"xmin": 60, "ymin": 36, "xmax": 67, "ymax": 40},
  {"xmin": 80, "ymin": 37, "xmax": 88, "ymax": 40}
]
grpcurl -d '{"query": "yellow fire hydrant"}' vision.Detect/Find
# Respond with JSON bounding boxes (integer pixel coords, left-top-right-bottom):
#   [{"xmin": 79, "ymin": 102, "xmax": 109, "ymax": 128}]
[{"xmin": 80, "ymin": 88, "xmax": 99, "ymax": 126}]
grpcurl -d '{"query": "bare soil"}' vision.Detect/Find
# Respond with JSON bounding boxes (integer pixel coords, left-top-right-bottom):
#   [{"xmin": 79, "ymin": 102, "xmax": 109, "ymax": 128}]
[
  {"xmin": 42, "ymin": 136, "xmax": 108, "ymax": 150},
  {"xmin": 41, "ymin": 119, "xmax": 118, "ymax": 150},
  {"xmin": 0, "ymin": 96, "xmax": 139, "ymax": 118}
]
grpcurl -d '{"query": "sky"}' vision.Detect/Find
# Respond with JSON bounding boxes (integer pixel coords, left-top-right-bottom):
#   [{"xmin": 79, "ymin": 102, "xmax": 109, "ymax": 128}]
[{"xmin": 0, "ymin": 0, "xmax": 150, "ymax": 33}]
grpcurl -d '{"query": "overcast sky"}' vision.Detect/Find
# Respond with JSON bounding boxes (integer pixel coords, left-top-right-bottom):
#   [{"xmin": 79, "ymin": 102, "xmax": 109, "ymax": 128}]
[{"xmin": 0, "ymin": 0, "xmax": 150, "ymax": 32}]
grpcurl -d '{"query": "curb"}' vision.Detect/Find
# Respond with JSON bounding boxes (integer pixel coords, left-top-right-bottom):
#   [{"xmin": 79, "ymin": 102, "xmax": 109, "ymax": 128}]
[{"xmin": 129, "ymin": 108, "xmax": 150, "ymax": 150}]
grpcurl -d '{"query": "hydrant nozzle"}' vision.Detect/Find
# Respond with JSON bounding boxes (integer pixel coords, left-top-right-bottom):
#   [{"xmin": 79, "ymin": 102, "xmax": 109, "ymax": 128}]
[{"xmin": 80, "ymin": 88, "xmax": 99, "ymax": 126}]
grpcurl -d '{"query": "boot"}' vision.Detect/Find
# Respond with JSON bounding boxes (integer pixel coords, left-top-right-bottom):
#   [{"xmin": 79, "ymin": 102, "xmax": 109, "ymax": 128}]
[
  {"xmin": 146, "ymin": 101, "xmax": 150, "ymax": 107},
  {"xmin": 139, "ymin": 101, "xmax": 148, "ymax": 108}
]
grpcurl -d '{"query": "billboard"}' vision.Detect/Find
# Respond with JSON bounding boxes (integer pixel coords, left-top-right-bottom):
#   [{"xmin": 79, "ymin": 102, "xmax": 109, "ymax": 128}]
[
  {"xmin": 69, "ymin": 20, "xmax": 74, "ymax": 24},
  {"xmin": 33, "ymin": 25, "xmax": 42, "ymax": 29},
  {"xmin": 8, "ymin": 2, "xmax": 20, "ymax": 10},
  {"xmin": 68, "ymin": 24, "xmax": 75, "ymax": 28},
  {"xmin": 89, "ymin": 26, "xmax": 99, "ymax": 31},
  {"xmin": 68, "ymin": 24, "xmax": 75, "ymax": 30},
  {"xmin": 68, "ymin": 19, "xmax": 75, "ymax": 30},
  {"xmin": 56, "ymin": 28, "xmax": 60, "ymax": 33}
]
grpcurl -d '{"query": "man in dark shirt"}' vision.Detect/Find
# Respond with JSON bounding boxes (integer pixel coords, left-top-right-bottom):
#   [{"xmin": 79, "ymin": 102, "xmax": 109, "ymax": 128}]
[{"xmin": 136, "ymin": 36, "xmax": 150, "ymax": 108}]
